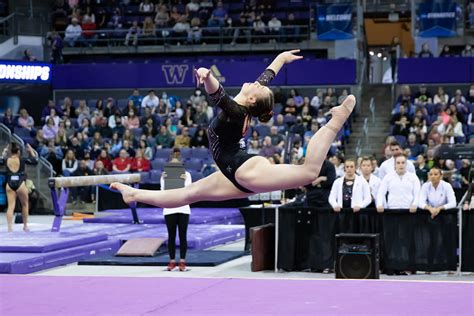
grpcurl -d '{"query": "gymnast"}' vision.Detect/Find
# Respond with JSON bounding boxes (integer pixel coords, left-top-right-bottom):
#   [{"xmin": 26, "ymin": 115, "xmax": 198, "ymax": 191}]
[
  {"xmin": 1, "ymin": 143, "xmax": 38, "ymax": 232},
  {"xmin": 111, "ymin": 50, "xmax": 356, "ymax": 208}
]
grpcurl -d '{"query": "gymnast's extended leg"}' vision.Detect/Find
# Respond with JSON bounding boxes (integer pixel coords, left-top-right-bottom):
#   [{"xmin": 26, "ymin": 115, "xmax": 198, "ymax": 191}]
[
  {"xmin": 16, "ymin": 183, "xmax": 30, "ymax": 232},
  {"xmin": 235, "ymin": 95, "xmax": 356, "ymax": 192},
  {"xmin": 110, "ymin": 171, "xmax": 251, "ymax": 208},
  {"xmin": 5, "ymin": 185, "xmax": 16, "ymax": 232}
]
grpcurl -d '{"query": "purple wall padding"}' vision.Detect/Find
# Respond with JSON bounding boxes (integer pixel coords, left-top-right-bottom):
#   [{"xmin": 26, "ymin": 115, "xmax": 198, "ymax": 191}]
[
  {"xmin": 398, "ymin": 57, "xmax": 474, "ymax": 84},
  {"xmin": 84, "ymin": 208, "xmax": 243, "ymax": 225},
  {"xmin": 52, "ymin": 59, "xmax": 356, "ymax": 89},
  {"xmin": 0, "ymin": 240, "xmax": 121, "ymax": 274},
  {"xmin": 0, "ymin": 232, "xmax": 108, "ymax": 253}
]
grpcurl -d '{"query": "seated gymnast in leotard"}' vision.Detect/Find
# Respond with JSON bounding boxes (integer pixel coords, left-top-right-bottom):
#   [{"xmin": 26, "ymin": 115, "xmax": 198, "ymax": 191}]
[
  {"xmin": 1, "ymin": 143, "xmax": 38, "ymax": 232},
  {"xmin": 111, "ymin": 50, "xmax": 356, "ymax": 208}
]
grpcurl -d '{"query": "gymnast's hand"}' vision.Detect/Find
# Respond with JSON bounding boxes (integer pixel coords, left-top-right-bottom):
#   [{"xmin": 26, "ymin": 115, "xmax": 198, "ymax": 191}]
[
  {"xmin": 278, "ymin": 50, "xmax": 303, "ymax": 64},
  {"xmin": 194, "ymin": 67, "xmax": 211, "ymax": 87}
]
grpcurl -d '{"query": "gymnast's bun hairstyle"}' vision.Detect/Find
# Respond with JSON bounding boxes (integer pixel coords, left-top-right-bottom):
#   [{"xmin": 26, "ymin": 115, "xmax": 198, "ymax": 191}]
[{"xmin": 248, "ymin": 89, "xmax": 275, "ymax": 123}]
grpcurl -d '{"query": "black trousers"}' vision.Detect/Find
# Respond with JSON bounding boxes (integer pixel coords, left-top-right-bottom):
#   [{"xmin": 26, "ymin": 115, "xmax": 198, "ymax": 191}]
[{"xmin": 164, "ymin": 213, "xmax": 189, "ymax": 260}]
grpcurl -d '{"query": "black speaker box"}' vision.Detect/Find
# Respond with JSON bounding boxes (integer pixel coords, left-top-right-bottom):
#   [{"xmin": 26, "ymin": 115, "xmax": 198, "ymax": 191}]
[{"xmin": 335, "ymin": 233, "xmax": 379, "ymax": 279}]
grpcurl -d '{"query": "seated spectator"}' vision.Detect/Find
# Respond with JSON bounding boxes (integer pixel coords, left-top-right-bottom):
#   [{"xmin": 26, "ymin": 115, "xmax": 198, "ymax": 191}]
[
  {"xmin": 138, "ymin": 138, "xmax": 153, "ymax": 160},
  {"xmin": 268, "ymin": 14, "xmax": 282, "ymax": 43},
  {"xmin": 462, "ymin": 44, "xmax": 473, "ymax": 57},
  {"xmin": 186, "ymin": 0, "xmax": 200, "ymax": 19},
  {"xmin": 377, "ymin": 155, "xmax": 421, "ymax": 212},
  {"xmin": 174, "ymin": 127, "xmax": 191, "ymax": 148},
  {"xmin": 231, "ymin": 14, "xmax": 250, "ymax": 46},
  {"xmin": 419, "ymin": 167, "xmax": 457, "ymax": 218},
  {"xmin": 396, "ymin": 85, "xmax": 414, "ymax": 105},
  {"xmin": 111, "ymin": 116, "xmax": 125, "ymax": 138},
  {"xmin": 466, "ymin": 84, "xmax": 474, "ymax": 103},
  {"xmin": 252, "ymin": 16, "xmax": 266, "ymax": 43},
  {"xmin": 82, "ymin": 6, "xmax": 95, "ymax": 23},
  {"xmin": 443, "ymin": 159, "xmax": 462, "ymax": 188},
  {"xmin": 81, "ymin": 14, "xmax": 97, "ymax": 46},
  {"xmin": 193, "ymin": 105, "xmax": 208, "ymax": 126},
  {"xmin": 62, "ymin": 98, "xmax": 76, "ymax": 119},
  {"xmin": 155, "ymin": 5, "xmax": 170, "ymax": 28},
  {"xmin": 107, "ymin": 8, "xmax": 123, "ymax": 31},
  {"xmin": 378, "ymin": 141, "xmax": 416, "ymax": 180},
  {"xmin": 96, "ymin": 149, "xmax": 112, "ymax": 171},
  {"xmin": 2, "ymin": 108, "xmax": 15, "ymax": 132},
  {"xmin": 142, "ymin": 17, "xmax": 155, "ymax": 40},
  {"xmin": 64, "ymin": 17, "xmax": 82, "ymax": 47},
  {"xmin": 415, "ymin": 154, "xmax": 430, "ymax": 183},
  {"xmin": 41, "ymin": 100, "xmax": 62, "ymax": 123},
  {"xmin": 94, "ymin": 160, "xmax": 108, "ymax": 175},
  {"xmin": 304, "ymin": 123, "xmax": 319, "ymax": 149},
  {"xmin": 247, "ymin": 139, "xmax": 260, "ymax": 155},
  {"xmin": 445, "ymin": 117, "xmax": 464, "ymax": 143},
  {"xmin": 62, "ymin": 149, "xmax": 78, "ymax": 176},
  {"xmin": 393, "ymin": 116, "xmax": 410, "ymax": 137},
  {"xmin": 131, "ymin": 149, "xmax": 151, "ymax": 172},
  {"xmin": 55, "ymin": 127, "xmax": 69, "ymax": 153},
  {"xmin": 315, "ymin": 109, "xmax": 327, "ymax": 126},
  {"xmin": 75, "ymin": 100, "xmax": 90, "ymax": 123},
  {"xmin": 283, "ymin": 13, "xmax": 300, "ymax": 43},
  {"xmin": 72, "ymin": 160, "xmax": 95, "ymax": 204},
  {"xmin": 450, "ymin": 89, "xmax": 466, "ymax": 105},
  {"xmin": 189, "ymin": 88, "xmax": 205, "ymax": 109},
  {"xmin": 142, "ymin": 116, "xmax": 158, "ymax": 138},
  {"xmin": 409, "ymin": 115, "xmax": 427, "ymax": 143},
  {"xmin": 22, "ymin": 49, "xmax": 37, "ymax": 62},
  {"xmin": 418, "ymin": 43, "xmax": 434, "ymax": 58},
  {"xmin": 40, "ymin": 140, "xmax": 64, "ymax": 174},
  {"xmin": 269, "ymin": 126, "xmax": 285, "ymax": 148},
  {"xmin": 124, "ymin": 20, "xmax": 141, "ymax": 46},
  {"xmin": 17, "ymin": 108, "xmax": 35, "ymax": 132},
  {"xmin": 414, "ymin": 85, "xmax": 432, "ymax": 106},
  {"xmin": 42, "ymin": 118, "xmax": 59, "ymax": 141},
  {"xmin": 259, "ymin": 136, "xmax": 279, "ymax": 157},
  {"xmin": 329, "ymin": 154, "xmax": 345, "ymax": 178},
  {"xmin": 191, "ymin": 127, "xmax": 208, "ymax": 148},
  {"xmin": 139, "ymin": 0, "xmax": 154, "ymax": 13},
  {"xmin": 274, "ymin": 114, "xmax": 287, "ymax": 133},
  {"xmin": 460, "ymin": 159, "xmax": 472, "ymax": 189},
  {"xmin": 433, "ymin": 86, "xmax": 449, "ymax": 106},
  {"xmin": 208, "ymin": 1, "xmax": 227, "ymax": 27},
  {"xmin": 129, "ymin": 89, "xmax": 143, "ymax": 108},
  {"xmin": 187, "ymin": 17, "xmax": 202, "ymax": 44},
  {"xmin": 172, "ymin": 16, "xmax": 190, "ymax": 44},
  {"xmin": 329, "ymin": 158, "xmax": 371, "ymax": 213},
  {"xmin": 290, "ymin": 116, "xmax": 306, "ymax": 140},
  {"xmin": 439, "ymin": 45, "xmax": 452, "ymax": 57},
  {"xmin": 155, "ymin": 125, "xmax": 174, "ymax": 149},
  {"xmin": 170, "ymin": 6, "xmax": 183, "ymax": 24},
  {"xmin": 45, "ymin": 108, "xmax": 61, "ymax": 128},
  {"xmin": 283, "ymin": 97, "xmax": 297, "ymax": 115},
  {"xmin": 198, "ymin": 0, "xmax": 213, "ymax": 21},
  {"xmin": 122, "ymin": 139, "xmax": 136, "ymax": 158},
  {"xmin": 123, "ymin": 108, "xmax": 140, "ymax": 130},
  {"xmin": 406, "ymin": 134, "xmax": 423, "ymax": 158},
  {"xmin": 310, "ymin": 90, "xmax": 323, "ymax": 112},
  {"xmin": 164, "ymin": 117, "xmax": 178, "ymax": 136},
  {"xmin": 112, "ymin": 149, "xmax": 132, "ymax": 173},
  {"xmin": 141, "ymin": 90, "xmax": 159, "ymax": 109}
]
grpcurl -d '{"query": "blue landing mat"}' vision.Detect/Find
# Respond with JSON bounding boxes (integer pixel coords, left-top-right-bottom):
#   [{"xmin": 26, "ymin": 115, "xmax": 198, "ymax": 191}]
[
  {"xmin": 78, "ymin": 250, "xmax": 247, "ymax": 267},
  {"xmin": 84, "ymin": 208, "xmax": 243, "ymax": 225},
  {"xmin": 0, "ymin": 232, "xmax": 108, "ymax": 253},
  {"xmin": 0, "ymin": 240, "xmax": 121, "ymax": 274}
]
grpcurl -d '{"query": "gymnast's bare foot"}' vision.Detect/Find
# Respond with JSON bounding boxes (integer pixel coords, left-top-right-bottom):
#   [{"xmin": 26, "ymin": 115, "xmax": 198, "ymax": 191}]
[
  {"xmin": 110, "ymin": 182, "xmax": 137, "ymax": 205},
  {"xmin": 7, "ymin": 225, "xmax": 13, "ymax": 233},
  {"xmin": 23, "ymin": 226, "xmax": 30, "ymax": 232}
]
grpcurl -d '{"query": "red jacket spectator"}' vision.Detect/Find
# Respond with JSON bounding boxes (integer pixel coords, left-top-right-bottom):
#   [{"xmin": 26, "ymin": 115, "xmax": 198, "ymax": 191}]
[
  {"xmin": 112, "ymin": 149, "xmax": 132, "ymax": 172},
  {"xmin": 131, "ymin": 157, "xmax": 151, "ymax": 172}
]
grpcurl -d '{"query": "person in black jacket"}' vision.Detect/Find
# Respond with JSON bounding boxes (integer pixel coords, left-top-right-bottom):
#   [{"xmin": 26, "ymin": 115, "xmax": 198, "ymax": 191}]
[{"xmin": 304, "ymin": 159, "xmax": 336, "ymax": 208}]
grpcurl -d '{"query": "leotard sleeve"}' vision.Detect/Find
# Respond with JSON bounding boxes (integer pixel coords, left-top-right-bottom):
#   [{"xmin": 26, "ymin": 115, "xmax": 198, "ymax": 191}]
[
  {"xmin": 256, "ymin": 69, "xmax": 276, "ymax": 87},
  {"xmin": 208, "ymin": 85, "xmax": 247, "ymax": 118}
]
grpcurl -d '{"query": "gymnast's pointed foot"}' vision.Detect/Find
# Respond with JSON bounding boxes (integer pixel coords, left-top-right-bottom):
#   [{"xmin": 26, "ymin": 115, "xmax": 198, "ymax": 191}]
[
  {"xmin": 326, "ymin": 95, "xmax": 356, "ymax": 133},
  {"xmin": 110, "ymin": 182, "xmax": 137, "ymax": 205},
  {"xmin": 7, "ymin": 224, "xmax": 13, "ymax": 233}
]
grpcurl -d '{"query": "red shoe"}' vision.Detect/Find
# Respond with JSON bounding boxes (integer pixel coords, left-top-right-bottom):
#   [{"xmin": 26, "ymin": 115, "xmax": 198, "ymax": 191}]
[
  {"xmin": 167, "ymin": 260, "xmax": 176, "ymax": 271},
  {"xmin": 179, "ymin": 260, "xmax": 186, "ymax": 272}
]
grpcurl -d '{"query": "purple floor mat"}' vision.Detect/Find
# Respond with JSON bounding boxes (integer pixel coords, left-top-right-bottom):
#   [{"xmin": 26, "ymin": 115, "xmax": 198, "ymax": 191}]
[
  {"xmin": 1, "ymin": 276, "xmax": 472, "ymax": 315},
  {"xmin": 84, "ymin": 208, "xmax": 243, "ymax": 225},
  {"xmin": 114, "ymin": 224, "xmax": 245, "ymax": 250},
  {"xmin": 0, "ymin": 240, "xmax": 121, "ymax": 274},
  {"xmin": 57, "ymin": 223, "xmax": 146, "ymax": 236},
  {"xmin": 0, "ymin": 232, "xmax": 108, "ymax": 253}
]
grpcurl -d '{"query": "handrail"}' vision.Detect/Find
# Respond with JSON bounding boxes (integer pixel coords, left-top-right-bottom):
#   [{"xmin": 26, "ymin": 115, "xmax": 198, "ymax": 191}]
[
  {"xmin": 369, "ymin": 97, "xmax": 375, "ymax": 124},
  {"xmin": 0, "ymin": 13, "xmax": 15, "ymax": 24},
  {"xmin": 53, "ymin": 24, "xmax": 311, "ymax": 51}
]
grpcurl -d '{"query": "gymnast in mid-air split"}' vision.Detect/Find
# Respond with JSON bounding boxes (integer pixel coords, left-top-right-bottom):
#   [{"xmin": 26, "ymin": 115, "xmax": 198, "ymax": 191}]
[{"xmin": 111, "ymin": 50, "xmax": 356, "ymax": 208}]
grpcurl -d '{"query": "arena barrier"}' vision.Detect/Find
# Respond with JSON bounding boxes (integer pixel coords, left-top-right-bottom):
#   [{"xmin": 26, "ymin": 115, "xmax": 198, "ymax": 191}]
[
  {"xmin": 240, "ymin": 207, "xmax": 473, "ymax": 273},
  {"xmin": 48, "ymin": 174, "xmax": 141, "ymax": 232}
]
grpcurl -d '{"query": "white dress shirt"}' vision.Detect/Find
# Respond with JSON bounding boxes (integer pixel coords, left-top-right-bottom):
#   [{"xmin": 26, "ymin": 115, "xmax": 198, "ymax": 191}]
[
  {"xmin": 378, "ymin": 157, "xmax": 416, "ymax": 180},
  {"xmin": 377, "ymin": 172, "xmax": 421, "ymax": 209},
  {"xmin": 329, "ymin": 175, "xmax": 372, "ymax": 209},
  {"xmin": 418, "ymin": 180, "xmax": 457, "ymax": 210},
  {"xmin": 141, "ymin": 95, "xmax": 159, "ymax": 108},
  {"xmin": 161, "ymin": 171, "xmax": 192, "ymax": 215}
]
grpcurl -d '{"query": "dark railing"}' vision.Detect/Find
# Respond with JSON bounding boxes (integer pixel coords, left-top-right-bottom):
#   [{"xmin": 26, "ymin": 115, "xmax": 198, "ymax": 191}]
[
  {"xmin": 52, "ymin": 25, "xmax": 311, "ymax": 53},
  {"xmin": 0, "ymin": 13, "xmax": 17, "ymax": 45}
]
